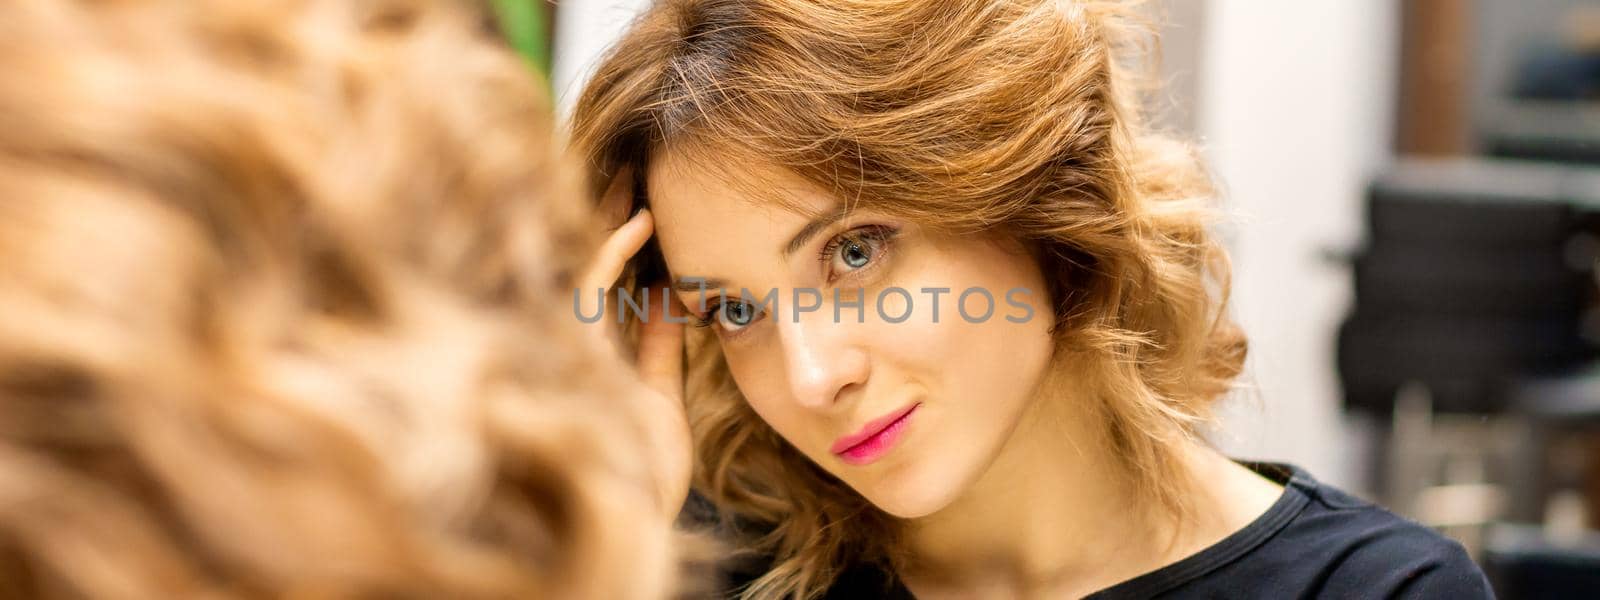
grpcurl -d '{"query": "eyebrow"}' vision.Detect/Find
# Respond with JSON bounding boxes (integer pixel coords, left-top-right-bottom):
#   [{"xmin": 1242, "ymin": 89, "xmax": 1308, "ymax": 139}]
[
  {"xmin": 672, "ymin": 277, "xmax": 726, "ymax": 293},
  {"xmin": 782, "ymin": 209, "xmax": 850, "ymax": 258},
  {"xmin": 668, "ymin": 208, "xmax": 849, "ymax": 294}
]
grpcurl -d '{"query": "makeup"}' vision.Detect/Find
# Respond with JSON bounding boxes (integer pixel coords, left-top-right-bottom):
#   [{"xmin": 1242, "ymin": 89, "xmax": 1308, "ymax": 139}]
[{"xmin": 831, "ymin": 402, "xmax": 920, "ymax": 465}]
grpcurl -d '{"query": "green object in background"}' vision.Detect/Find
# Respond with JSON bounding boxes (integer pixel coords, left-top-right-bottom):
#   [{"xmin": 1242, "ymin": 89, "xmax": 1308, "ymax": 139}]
[{"xmin": 491, "ymin": 0, "xmax": 550, "ymax": 77}]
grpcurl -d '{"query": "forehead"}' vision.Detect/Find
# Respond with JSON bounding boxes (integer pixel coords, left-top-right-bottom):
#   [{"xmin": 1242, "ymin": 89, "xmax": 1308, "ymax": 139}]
[{"xmin": 645, "ymin": 152, "xmax": 837, "ymax": 280}]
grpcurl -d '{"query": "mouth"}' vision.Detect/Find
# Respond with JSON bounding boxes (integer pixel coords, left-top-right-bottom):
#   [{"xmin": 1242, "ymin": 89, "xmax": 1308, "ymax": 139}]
[{"xmin": 830, "ymin": 402, "xmax": 920, "ymax": 466}]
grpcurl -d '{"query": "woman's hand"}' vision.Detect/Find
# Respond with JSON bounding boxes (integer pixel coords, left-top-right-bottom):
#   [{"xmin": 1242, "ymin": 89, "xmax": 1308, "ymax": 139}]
[{"xmin": 577, "ymin": 169, "xmax": 693, "ymax": 516}]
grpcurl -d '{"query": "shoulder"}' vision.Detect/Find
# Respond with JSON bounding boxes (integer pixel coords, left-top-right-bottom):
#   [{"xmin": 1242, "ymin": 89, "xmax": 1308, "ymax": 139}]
[{"xmin": 1256, "ymin": 464, "xmax": 1494, "ymax": 599}]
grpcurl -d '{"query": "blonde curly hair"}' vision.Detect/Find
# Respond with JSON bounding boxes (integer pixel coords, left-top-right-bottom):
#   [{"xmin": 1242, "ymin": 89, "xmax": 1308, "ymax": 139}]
[
  {"xmin": 0, "ymin": 0, "xmax": 677, "ymax": 597},
  {"xmin": 571, "ymin": 1, "xmax": 1248, "ymax": 597}
]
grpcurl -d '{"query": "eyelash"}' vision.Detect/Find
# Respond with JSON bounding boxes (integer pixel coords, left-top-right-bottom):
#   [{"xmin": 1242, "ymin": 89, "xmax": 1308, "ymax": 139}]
[
  {"xmin": 693, "ymin": 224, "xmax": 900, "ymax": 336},
  {"xmin": 817, "ymin": 224, "xmax": 898, "ymax": 283}
]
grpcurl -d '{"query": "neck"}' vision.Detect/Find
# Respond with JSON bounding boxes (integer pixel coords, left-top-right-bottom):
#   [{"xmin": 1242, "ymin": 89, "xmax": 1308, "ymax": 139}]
[{"xmin": 896, "ymin": 375, "xmax": 1239, "ymax": 596}]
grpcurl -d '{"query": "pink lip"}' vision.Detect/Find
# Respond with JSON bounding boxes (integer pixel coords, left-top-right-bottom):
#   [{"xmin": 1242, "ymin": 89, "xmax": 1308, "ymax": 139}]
[{"xmin": 830, "ymin": 403, "xmax": 920, "ymax": 465}]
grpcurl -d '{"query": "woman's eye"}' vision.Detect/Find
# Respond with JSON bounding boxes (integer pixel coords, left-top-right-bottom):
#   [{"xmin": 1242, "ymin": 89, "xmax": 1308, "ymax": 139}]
[
  {"xmin": 698, "ymin": 298, "xmax": 764, "ymax": 333},
  {"xmin": 824, "ymin": 225, "xmax": 896, "ymax": 276},
  {"xmin": 840, "ymin": 239, "xmax": 872, "ymax": 268},
  {"xmin": 720, "ymin": 301, "xmax": 757, "ymax": 328}
]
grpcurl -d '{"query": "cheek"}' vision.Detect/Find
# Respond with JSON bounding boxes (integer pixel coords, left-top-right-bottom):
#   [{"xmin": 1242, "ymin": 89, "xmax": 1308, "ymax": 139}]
[
  {"xmin": 870, "ymin": 303, "xmax": 1049, "ymax": 401},
  {"xmin": 875, "ymin": 242, "xmax": 1057, "ymax": 464},
  {"xmin": 717, "ymin": 341, "xmax": 812, "ymax": 443},
  {"xmin": 871, "ymin": 244, "xmax": 1055, "ymax": 398}
]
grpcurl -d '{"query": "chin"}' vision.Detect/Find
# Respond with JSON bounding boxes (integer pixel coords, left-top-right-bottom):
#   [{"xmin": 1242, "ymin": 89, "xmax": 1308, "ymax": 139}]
[{"xmin": 850, "ymin": 461, "xmax": 967, "ymax": 519}]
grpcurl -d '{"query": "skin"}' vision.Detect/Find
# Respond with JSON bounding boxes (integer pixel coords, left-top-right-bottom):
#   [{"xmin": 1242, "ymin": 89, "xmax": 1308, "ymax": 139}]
[
  {"xmin": 648, "ymin": 152, "xmax": 1058, "ymax": 518},
  {"xmin": 577, "ymin": 176, "xmax": 692, "ymax": 515},
  {"xmin": 589, "ymin": 151, "xmax": 1285, "ymax": 597}
]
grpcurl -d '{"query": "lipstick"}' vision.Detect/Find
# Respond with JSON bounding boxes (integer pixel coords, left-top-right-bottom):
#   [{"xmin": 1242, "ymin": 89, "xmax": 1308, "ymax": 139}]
[{"xmin": 830, "ymin": 403, "xmax": 919, "ymax": 466}]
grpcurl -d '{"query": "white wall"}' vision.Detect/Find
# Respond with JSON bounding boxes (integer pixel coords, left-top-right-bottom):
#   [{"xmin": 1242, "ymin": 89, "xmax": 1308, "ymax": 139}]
[
  {"xmin": 551, "ymin": 0, "xmax": 654, "ymax": 121},
  {"xmin": 1197, "ymin": 0, "xmax": 1398, "ymax": 490}
]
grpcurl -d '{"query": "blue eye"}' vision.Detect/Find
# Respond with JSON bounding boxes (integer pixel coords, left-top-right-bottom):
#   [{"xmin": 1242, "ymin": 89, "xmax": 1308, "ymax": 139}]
[
  {"xmin": 840, "ymin": 239, "xmax": 871, "ymax": 268},
  {"xmin": 822, "ymin": 225, "xmax": 897, "ymax": 277},
  {"xmin": 721, "ymin": 300, "xmax": 756, "ymax": 327},
  {"xmin": 696, "ymin": 298, "xmax": 763, "ymax": 334}
]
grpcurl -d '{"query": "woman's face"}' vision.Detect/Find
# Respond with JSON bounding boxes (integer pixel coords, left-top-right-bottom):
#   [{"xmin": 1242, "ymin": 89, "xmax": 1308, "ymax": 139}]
[{"xmin": 648, "ymin": 153, "xmax": 1056, "ymax": 518}]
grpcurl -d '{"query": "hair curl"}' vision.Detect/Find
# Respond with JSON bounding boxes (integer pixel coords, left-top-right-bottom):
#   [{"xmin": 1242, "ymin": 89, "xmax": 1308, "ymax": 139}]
[{"xmin": 0, "ymin": 0, "xmax": 678, "ymax": 597}]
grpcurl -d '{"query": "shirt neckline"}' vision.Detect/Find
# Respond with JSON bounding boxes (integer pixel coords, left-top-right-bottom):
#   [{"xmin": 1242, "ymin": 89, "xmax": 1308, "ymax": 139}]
[
  {"xmin": 832, "ymin": 461, "xmax": 1317, "ymax": 600},
  {"xmin": 1078, "ymin": 461, "xmax": 1315, "ymax": 599}
]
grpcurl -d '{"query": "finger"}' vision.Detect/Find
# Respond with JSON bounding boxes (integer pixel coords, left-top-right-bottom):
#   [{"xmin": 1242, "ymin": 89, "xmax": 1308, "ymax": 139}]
[
  {"xmin": 597, "ymin": 166, "xmax": 636, "ymax": 231},
  {"xmin": 578, "ymin": 208, "xmax": 653, "ymax": 297},
  {"xmin": 635, "ymin": 282, "xmax": 685, "ymax": 400}
]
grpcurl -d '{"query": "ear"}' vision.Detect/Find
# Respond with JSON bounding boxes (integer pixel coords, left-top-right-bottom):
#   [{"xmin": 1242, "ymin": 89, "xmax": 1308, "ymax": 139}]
[{"xmin": 598, "ymin": 165, "xmax": 636, "ymax": 231}]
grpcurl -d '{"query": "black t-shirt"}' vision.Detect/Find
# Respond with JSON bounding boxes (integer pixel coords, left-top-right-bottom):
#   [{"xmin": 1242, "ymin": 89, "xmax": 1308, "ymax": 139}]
[{"xmin": 716, "ymin": 462, "xmax": 1494, "ymax": 599}]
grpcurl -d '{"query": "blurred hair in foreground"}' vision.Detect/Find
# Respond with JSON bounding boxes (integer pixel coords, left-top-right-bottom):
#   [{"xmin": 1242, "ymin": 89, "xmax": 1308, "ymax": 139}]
[{"xmin": 0, "ymin": 0, "xmax": 679, "ymax": 597}]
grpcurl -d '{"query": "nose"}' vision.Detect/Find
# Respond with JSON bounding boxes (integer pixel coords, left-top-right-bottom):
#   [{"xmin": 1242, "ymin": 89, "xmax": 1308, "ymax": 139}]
[{"xmin": 774, "ymin": 309, "xmax": 870, "ymax": 411}]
